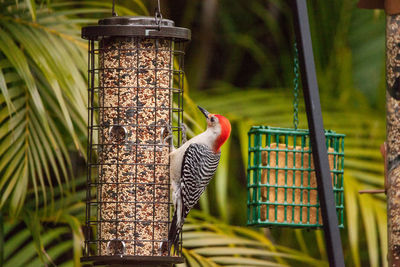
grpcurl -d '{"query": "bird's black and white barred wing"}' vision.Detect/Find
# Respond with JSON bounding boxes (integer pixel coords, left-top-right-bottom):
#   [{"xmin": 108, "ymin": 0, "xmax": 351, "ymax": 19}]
[
  {"xmin": 181, "ymin": 143, "xmax": 220, "ymax": 219},
  {"xmin": 164, "ymin": 143, "xmax": 220, "ymax": 254}
]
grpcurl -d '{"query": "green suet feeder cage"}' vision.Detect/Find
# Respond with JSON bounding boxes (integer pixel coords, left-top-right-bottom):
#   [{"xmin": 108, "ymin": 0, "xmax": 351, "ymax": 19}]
[
  {"xmin": 246, "ymin": 45, "xmax": 345, "ymax": 229},
  {"xmin": 247, "ymin": 126, "xmax": 344, "ymax": 228}
]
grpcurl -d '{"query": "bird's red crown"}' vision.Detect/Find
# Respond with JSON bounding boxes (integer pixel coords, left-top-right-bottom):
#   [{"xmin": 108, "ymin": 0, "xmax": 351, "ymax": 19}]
[{"xmin": 214, "ymin": 114, "xmax": 231, "ymax": 152}]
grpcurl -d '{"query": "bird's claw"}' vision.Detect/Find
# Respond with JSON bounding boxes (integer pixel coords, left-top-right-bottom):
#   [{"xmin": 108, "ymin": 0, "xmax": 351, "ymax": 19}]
[{"xmin": 160, "ymin": 125, "xmax": 174, "ymax": 150}]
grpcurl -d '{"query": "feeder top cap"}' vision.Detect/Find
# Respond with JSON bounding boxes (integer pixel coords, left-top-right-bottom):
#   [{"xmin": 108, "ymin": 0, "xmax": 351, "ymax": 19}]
[
  {"xmin": 82, "ymin": 15, "xmax": 190, "ymax": 41},
  {"xmin": 99, "ymin": 16, "xmax": 174, "ymax": 27}
]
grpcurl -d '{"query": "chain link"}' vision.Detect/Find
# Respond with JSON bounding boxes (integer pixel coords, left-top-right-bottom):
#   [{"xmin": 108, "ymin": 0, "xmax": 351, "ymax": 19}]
[
  {"xmin": 155, "ymin": 0, "xmax": 163, "ymax": 31},
  {"xmin": 293, "ymin": 42, "xmax": 300, "ymax": 130},
  {"xmin": 112, "ymin": 0, "xmax": 118, "ymax": 17}
]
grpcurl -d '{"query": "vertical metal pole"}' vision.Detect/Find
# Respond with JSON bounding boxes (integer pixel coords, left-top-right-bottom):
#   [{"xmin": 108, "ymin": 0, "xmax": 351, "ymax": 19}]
[
  {"xmin": 386, "ymin": 14, "xmax": 400, "ymax": 267},
  {"xmin": 291, "ymin": 1, "xmax": 345, "ymax": 266}
]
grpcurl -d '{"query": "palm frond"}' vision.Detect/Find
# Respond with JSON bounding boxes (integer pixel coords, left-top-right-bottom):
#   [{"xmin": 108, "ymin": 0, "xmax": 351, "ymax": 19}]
[
  {"xmin": 182, "ymin": 210, "xmax": 328, "ymax": 267},
  {"xmin": 0, "ymin": 0, "xmax": 150, "ymax": 216},
  {"xmin": 194, "ymin": 86, "xmax": 386, "ymax": 266}
]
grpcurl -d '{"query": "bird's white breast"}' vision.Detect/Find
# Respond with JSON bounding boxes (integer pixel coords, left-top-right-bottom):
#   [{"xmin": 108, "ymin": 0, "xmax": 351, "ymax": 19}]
[{"xmin": 169, "ymin": 129, "xmax": 218, "ymax": 185}]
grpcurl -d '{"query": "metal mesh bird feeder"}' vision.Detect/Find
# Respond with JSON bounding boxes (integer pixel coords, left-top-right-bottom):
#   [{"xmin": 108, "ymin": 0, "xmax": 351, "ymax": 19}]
[
  {"xmin": 81, "ymin": 7, "xmax": 190, "ymax": 265},
  {"xmin": 247, "ymin": 41, "xmax": 345, "ymax": 229},
  {"xmin": 247, "ymin": 126, "xmax": 345, "ymax": 228}
]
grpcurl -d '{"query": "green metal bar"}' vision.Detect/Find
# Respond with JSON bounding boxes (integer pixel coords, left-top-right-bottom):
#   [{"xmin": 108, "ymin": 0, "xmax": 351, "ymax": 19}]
[
  {"xmin": 284, "ymin": 135, "xmax": 289, "ymax": 222},
  {"xmin": 292, "ymin": 136, "xmax": 297, "ymax": 221},
  {"xmin": 248, "ymin": 221, "xmax": 343, "ymax": 229},
  {"xmin": 267, "ymin": 134, "xmax": 272, "ymax": 221},
  {"xmin": 247, "ymin": 132, "xmax": 252, "ymax": 225},
  {"xmin": 340, "ymin": 137, "xmax": 345, "ymax": 226},
  {"xmin": 254, "ymin": 133, "xmax": 262, "ymax": 223},
  {"xmin": 275, "ymin": 133, "xmax": 279, "ymax": 222},
  {"xmin": 249, "ymin": 126, "xmax": 345, "ymax": 136}
]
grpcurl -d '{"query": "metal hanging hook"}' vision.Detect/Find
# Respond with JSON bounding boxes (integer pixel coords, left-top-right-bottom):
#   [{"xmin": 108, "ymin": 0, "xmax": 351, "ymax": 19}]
[
  {"xmin": 112, "ymin": 0, "xmax": 117, "ymax": 16},
  {"xmin": 155, "ymin": 0, "xmax": 163, "ymax": 31}
]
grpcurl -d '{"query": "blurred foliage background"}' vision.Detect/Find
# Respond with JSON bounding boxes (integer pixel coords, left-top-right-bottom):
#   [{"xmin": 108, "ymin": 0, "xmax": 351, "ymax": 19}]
[{"xmin": 0, "ymin": 0, "xmax": 387, "ymax": 266}]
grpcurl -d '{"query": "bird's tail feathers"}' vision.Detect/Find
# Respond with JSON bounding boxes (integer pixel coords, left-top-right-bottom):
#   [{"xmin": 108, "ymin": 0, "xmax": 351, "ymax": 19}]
[{"xmin": 161, "ymin": 212, "xmax": 182, "ymax": 255}]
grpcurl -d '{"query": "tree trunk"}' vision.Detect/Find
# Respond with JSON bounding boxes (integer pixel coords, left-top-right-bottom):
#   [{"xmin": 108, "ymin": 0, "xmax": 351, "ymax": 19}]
[{"xmin": 386, "ymin": 14, "xmax": 400, "ymax": 267}]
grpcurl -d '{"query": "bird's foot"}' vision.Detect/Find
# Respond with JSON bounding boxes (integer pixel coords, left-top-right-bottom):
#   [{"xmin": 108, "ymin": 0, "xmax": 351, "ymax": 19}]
[
  {"xmin": 159, "ymin": 241, "xmax": 168, "ymax": 255},
  {"xmin": 160, "ymin": 125, "xmax": 174, "ymax": 151}
]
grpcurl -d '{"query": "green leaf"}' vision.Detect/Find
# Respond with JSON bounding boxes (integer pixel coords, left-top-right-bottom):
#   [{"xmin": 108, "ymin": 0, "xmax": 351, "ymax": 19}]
[
  {"xmin": 210, "ymin": 256, "xmax": 287, "ymax": 267},
  {"xmin": 0, "ymin": 66, "xmax": 14, "ymax": 112},
  {"xmin": 345, "ymin": 178, "xmax": 360, "ymax": 267},
  {"xmin": 359, "ymin": 194, "xmax": 379, "ymax": 267},
  {"xmin": 4, "ymin": 227, "xmax": 69, "ymax": 267},
  {"xmin": 23, "ymin": 212, "xmax": 45, "ymax": 265},
  {"xmin": 60, "ymin": 214, "xmax": 83, "ymax": 267},
  {"xmin": 215, "ymin": 137, "xmax": 231, "ymax": 222},
  {"xmin": 0, "ymin": 27, "xmax": 46, "ymax": 125},
  {"xmin": 25, "ymin": 0, "xmax": 36, "ymax": 21}
]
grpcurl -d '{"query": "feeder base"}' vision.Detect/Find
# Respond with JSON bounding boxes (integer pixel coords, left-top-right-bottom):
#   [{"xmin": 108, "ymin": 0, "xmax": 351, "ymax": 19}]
[{"xmin": 81, "ymin": 256, "xmax": 184, "ymax": 266}]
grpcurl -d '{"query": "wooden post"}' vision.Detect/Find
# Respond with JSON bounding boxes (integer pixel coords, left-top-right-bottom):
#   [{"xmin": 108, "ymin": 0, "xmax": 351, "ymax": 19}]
[
  {"xmin": 387, "ymin": 13, "xmax": 400, "ymax": 267},
  {"xmin": 357, "ymin": 1, "xmax": 400, "ymax": 265}
]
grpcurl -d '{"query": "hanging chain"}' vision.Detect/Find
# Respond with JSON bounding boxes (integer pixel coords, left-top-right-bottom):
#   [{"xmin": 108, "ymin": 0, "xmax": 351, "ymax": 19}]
[
  {"xmin": 112, "ymin": 0, "xmax": 117, "ymax": 16},
  {"xmin": 155, "ymin": 0, "xmax": 163, "ymax": 31},
  {"xmin": 293, "ymin": 42, "xmax": 300, "ymax": 130}
]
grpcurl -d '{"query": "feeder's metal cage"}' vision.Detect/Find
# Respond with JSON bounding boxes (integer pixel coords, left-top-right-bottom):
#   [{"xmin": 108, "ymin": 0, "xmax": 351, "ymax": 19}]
[
  {"xmin": 247, "ymin": 126, "xmax": 345, "ymax": 228},
  {"xmin": 81, "ymin": 16, "xmax": 190, "ymax": 265}
]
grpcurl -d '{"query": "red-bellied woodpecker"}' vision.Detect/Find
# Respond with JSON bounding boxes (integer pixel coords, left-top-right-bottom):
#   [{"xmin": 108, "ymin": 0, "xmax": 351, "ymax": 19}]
[{"xmin": 161, "ymin": 106, "xmax": 231, "ymax": 254}]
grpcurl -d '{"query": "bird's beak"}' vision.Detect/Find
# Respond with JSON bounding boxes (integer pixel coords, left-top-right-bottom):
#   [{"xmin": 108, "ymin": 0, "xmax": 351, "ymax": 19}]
[{"xmin": 197, "ymin": 106, "xmax": 210, "ymax": 119}]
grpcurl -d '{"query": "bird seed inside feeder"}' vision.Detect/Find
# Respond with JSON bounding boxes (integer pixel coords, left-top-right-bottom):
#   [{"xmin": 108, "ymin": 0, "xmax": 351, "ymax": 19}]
[{"xmin": 97, "ymin": 37, "xmax": 172, "ymax": 256}]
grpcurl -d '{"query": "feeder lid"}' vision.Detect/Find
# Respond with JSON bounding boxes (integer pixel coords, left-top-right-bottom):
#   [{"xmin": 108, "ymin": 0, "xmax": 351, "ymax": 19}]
[{"xmin": 82, "ymin": 16, "xmax": 191, "ymax": 41}]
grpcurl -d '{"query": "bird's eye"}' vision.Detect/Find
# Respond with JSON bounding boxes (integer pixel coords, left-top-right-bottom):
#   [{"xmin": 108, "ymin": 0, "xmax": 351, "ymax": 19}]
[{"xmin": 210, "ymin": 117, "xmax": 215, "ymax": 123}]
